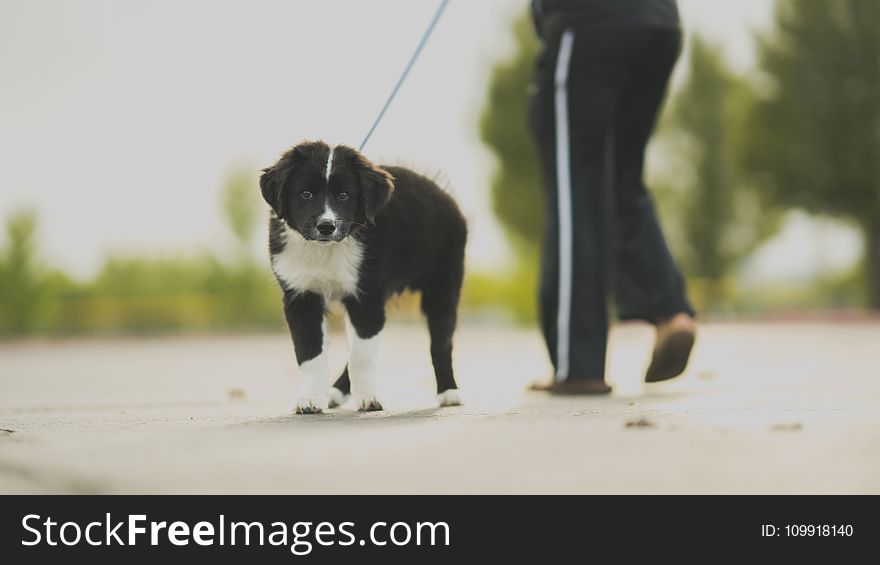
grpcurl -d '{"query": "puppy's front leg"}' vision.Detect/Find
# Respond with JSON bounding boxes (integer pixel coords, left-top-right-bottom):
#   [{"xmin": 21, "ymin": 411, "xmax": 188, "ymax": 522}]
[
  {"xmin": 343, "ymin": 295, "xmax": 385, "ymax": 412},
  {"xmin": 283, "ymin": 290, "xmax": 329, "ymax": 414}
]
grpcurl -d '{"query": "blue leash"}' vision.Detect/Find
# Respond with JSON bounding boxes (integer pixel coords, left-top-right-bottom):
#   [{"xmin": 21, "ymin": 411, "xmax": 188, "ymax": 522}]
[{"xmin": 358, "ymin": 0, "xmax": 450, "ymax": 152}]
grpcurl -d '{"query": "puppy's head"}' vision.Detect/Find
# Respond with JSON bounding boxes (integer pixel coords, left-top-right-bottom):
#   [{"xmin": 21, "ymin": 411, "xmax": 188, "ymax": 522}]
[{"xmin": 260, "ymin": 141, "xmax": 394, "ymax": 243}]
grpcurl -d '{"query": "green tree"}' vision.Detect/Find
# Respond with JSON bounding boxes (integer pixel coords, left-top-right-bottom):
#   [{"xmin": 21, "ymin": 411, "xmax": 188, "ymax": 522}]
[
  {"xmin": 745, "ymin": 0, "xmax": 880, "ymax": 308},
  {"xmin": 0, "ymin": 210, "xmax": 48, "ymax": 333},
  {"xmin": 222, "ymin": 168, "xmax": 261, "ymax": 256},
  {"xmin": 479, "ymin": 11, "xmax": 542, "ymax": 256},
  {"xmin": 478, "ymin": 14, "xmax": 778, "ymax": 314},
  {"xmin": 656, "ymin": 35, "xmax": 779, "ymax": 309}
]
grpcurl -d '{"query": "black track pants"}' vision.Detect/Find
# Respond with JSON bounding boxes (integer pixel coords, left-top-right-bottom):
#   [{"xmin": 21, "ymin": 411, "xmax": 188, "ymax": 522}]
[{"xmin": 529, "ymin": 25, "xmax": 695, "ymax": 382}]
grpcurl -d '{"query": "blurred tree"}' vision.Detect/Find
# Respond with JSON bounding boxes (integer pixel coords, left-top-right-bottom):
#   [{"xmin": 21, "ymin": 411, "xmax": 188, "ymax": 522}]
[
  {"xmin": 479, "ymin": 11, "xmax": 542, "ymax": 255},
  {"xmin": 656, "ymin": 35, "xmax": 779, "ymax": 310},
  {"xmin": 745, "ymin": 0, "xmax": 880, "ymax": 308},
  {"xmin": 222, "ymin": 168, "xmax": 261, "ymax": 256},
  {"xmin": 478, "ymin": 13, "xmax": 779, "ymax": 314},
  {"xmin": 0, "ymin": 210, "xmax": 48, "ymax": 333},
  {"xmin": 475, "ymin": 11, "xmax": 543, "ymax": 322}
]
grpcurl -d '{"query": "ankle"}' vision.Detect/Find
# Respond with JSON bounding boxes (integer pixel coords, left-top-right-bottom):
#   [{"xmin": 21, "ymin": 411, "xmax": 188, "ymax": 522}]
[{"xmin": 657, "ymin": 313, "xmax": 695, "ymax": 331}]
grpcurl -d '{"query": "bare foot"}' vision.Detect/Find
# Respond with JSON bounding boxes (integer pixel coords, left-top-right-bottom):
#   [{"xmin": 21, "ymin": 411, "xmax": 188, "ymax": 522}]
[
  {"xmin": 645, "ymin": 313, "xmax": 696, "ymax": 383},
  {"xmin": 658, "ymin": 313, "xmax": 696, "ymax": 340},
  {"xmin": 528, "ymin": 379, "xmax": 612, "ymax": 395}
]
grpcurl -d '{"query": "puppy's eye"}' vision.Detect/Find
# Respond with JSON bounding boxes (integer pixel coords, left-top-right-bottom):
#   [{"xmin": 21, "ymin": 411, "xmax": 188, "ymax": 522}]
[
  {"xmin": 337, "ymin": 192, "xmax": 349, "ymax": 201},
  {"xmin": 300, "ymin": 191, "xmax": 313, "ymax": 200}
]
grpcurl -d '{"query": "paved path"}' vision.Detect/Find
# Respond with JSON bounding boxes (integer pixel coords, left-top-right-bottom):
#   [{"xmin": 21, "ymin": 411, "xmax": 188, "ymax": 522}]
[{"xmin": 1, "ymin": 322, "xmax": 878, "ymax": 493}]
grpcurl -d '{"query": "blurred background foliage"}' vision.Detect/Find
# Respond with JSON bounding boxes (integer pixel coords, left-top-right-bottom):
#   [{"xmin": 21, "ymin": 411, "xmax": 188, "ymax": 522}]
[
  {"xmin": 477, "ymin": 0, "xmax": 880, "ymax": 320},
  {"xmin": 0, "ymin": 174, "xmax": 281, "ymax": 336},
  {"xmin": 744, "ymin": 0, "xmax": 880, "ymax": 308},
  {"xmin": 1, "ymin": 0, "xmax": 879, "ymax": 337},
  {"xmin": 652, "ymin": 34, "xmax": 781, "ymax": 313}
]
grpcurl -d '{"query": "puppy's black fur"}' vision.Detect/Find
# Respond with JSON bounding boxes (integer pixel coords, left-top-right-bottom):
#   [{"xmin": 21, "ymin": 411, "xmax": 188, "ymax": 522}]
[{"xmin": 260, "ymin": 141, "xmax": 467, "ymax": 412}]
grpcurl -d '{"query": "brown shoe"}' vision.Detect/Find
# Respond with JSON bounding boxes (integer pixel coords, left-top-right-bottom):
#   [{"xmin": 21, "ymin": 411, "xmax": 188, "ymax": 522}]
[
  {"xmin": 529, "ymin": 379, "xmax": 612, "ymax": 395},
  {"xmin": 645, "ymin": 313, "xmax": 696, "ymax": 383}
]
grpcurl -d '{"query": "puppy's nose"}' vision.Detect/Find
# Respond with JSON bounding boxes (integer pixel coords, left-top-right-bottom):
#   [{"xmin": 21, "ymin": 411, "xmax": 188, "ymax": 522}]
[{"xmin": 317, "ymin": 221, "xmax": 336, "ymax": 236}]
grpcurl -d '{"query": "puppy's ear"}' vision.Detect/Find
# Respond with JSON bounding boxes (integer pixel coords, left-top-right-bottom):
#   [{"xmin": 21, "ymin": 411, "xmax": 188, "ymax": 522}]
[
  {"xmin": 259, "ymin": 166, "xmax": 284, "ymax": 218},
  {"xmin": 261, "ymin": 144, "xmax": 314, "ymax": 217},
  {"xmin": 355, "ymin": 155, "xmax": 395, "ymax": 225}
]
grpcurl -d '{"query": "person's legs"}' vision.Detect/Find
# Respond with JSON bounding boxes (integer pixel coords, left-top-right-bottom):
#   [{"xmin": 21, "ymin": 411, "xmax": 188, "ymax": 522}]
[
  {"xmin": 530, "ymin": 28, "xmax": 623, "ymax": 388},
  {"xmin": 612, "ymin": 28, "xmax": 693, "ymax": 322},
  {"xmin": 611, "ymin": 28, "xmax": 695, "ymax": 381}
]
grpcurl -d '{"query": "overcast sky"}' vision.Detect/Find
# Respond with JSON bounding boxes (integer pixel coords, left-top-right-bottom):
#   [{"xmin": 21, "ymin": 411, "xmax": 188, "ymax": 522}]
[{"xmin": 0, "ymin": 0, "xmax": 857, "ymax": 281}]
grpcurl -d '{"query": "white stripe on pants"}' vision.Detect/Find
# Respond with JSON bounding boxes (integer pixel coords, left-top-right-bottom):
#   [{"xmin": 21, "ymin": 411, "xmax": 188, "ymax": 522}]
[{"xmin": 553, "ymin": 30, "xmax": 575, "ymax": 382}]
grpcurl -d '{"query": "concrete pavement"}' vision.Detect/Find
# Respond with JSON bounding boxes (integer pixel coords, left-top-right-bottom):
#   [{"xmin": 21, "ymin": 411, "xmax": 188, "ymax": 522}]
[{"xmin": 1, "ymin": 321, "xmax": 878, "ymax": 493}]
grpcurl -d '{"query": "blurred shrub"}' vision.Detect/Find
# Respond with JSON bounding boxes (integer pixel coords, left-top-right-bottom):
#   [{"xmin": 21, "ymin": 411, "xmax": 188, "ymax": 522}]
[
  {"xmin": 61, "ymin": 256, "xmax": 280, "ymax": 334},
  {"xmin": 462, "ymin": 257, "xmax": 539, "ymax": 324},
  {"xmin": 0, "ymin": 168, "xmax": 285, "ymax": 337}
]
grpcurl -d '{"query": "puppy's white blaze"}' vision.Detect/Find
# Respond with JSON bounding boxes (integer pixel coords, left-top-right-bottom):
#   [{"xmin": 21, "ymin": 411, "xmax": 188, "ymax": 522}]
[
  {"xmin": 318, "ymin": 204, "xmax": 338, "ymax": 224},
  {"xmin": 345, "ymin": 316, "xmax": 380, "ymax": 403},
  {"xmin": 271, "ymin": 224, "xmax": 363, "ymax": 301},
  {"xmin": 437, "ymin": 389, "xmax": 462, "ymax": 407},
  {"xmin": 324, "ymin": 145, "xmax": 335, "ymax": 181}
]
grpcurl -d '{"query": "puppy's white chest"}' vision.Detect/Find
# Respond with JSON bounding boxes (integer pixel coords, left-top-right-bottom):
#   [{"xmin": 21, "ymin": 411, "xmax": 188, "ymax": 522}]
[{"xmin": 272, "ymin": 229, "xmax": 364, "ymax": 301}]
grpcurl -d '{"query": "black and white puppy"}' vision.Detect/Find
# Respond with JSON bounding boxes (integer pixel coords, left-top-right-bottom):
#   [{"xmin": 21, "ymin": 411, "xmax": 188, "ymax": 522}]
[{"xmin": 260, "ymin": 141, "xmax": 467, "ymax": 414}]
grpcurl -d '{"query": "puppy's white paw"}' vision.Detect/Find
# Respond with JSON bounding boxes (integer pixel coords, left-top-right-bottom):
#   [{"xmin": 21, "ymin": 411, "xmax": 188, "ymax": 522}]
[
  {"xmin": 355, "ymin": 395, "xmax": 383, "ymax": 412},
  {"xmin": 437, "ymin": 389, "xmax": 462, "ymax": 407},
  {"xmin": 327, "ymin": 387, "xmax": 349, "ymax": 409},
  {"xmin": 294, "ymin": 396, "xmax": 328, "ymax": 415}
]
